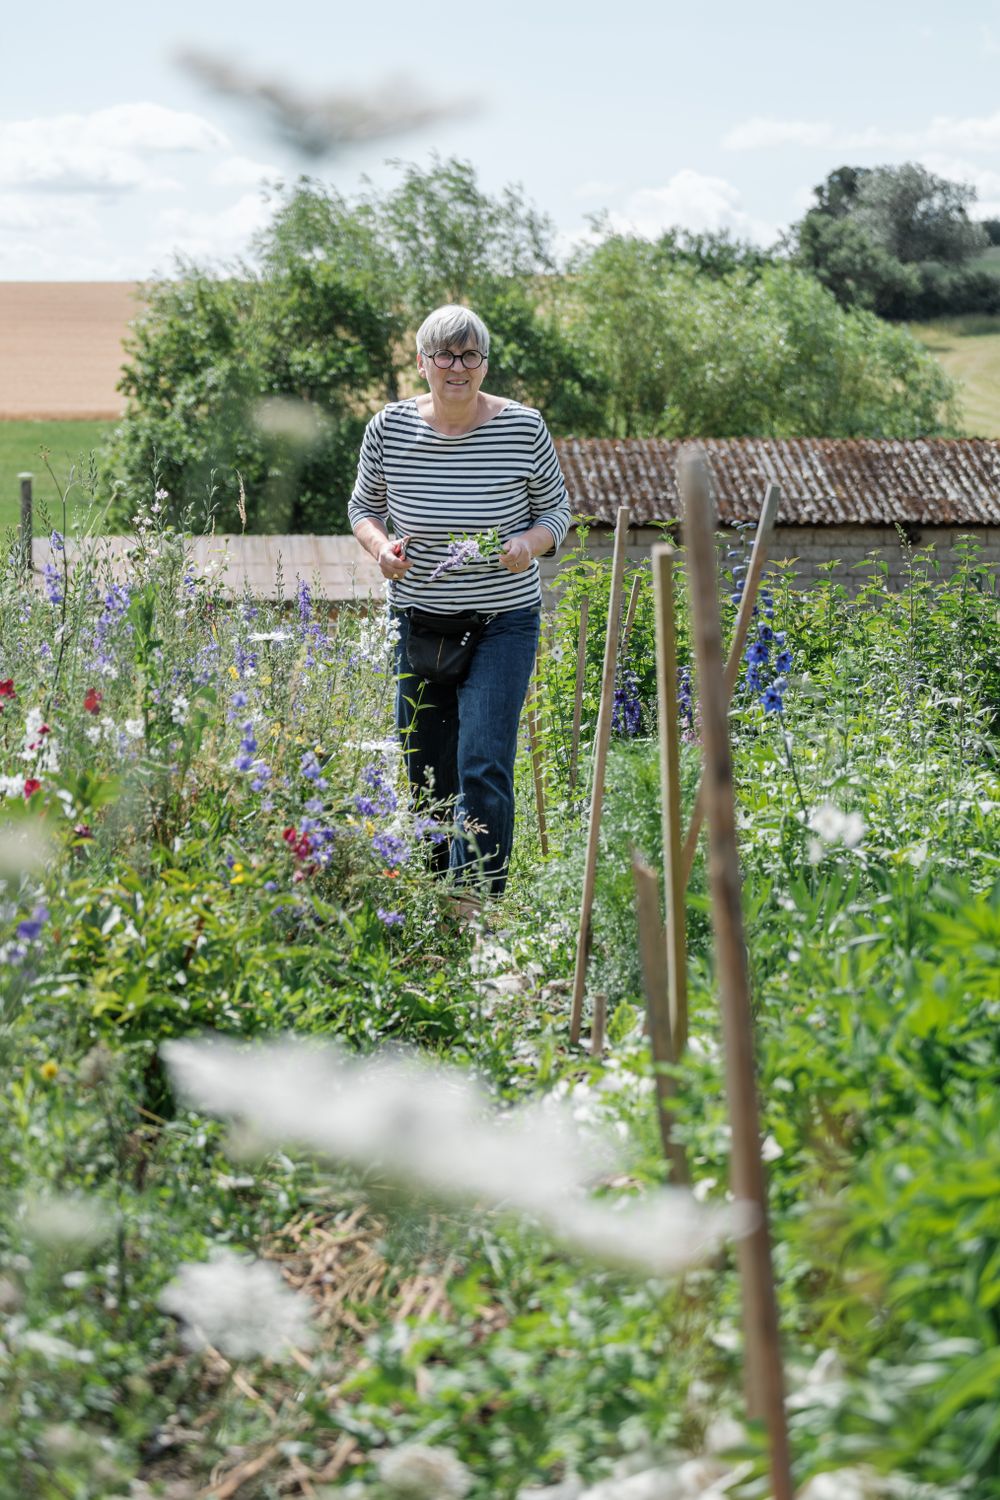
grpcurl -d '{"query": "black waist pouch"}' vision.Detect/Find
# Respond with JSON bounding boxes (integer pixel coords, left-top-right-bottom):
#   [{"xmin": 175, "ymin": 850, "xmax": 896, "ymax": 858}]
[{"xmin": 404, "ymin": 609, "xmax": 493, "ymax": 686}]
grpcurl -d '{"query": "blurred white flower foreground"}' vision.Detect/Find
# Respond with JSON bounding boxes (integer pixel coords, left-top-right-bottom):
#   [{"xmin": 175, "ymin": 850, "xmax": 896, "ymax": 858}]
[
  {"xmin": 163, "ymin": 1038, "xmax": 750, "ymax": 1276},
  {"xmin": 158, "ymin": 1248, "xmax": 315, "ymax": 1359}
]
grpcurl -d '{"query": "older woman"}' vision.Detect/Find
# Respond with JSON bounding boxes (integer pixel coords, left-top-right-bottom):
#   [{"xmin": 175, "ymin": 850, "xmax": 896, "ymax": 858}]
[{"xmin": 349, "ymin": 304, "xmax": 571, "ymax": 906}]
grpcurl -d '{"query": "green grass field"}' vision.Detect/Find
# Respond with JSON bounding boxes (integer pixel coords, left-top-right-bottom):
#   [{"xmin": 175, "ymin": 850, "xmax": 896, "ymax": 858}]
[
  {"xmin": 909, "ymin": 314, "xmax": 1000, "ymax": 437},
  {"xmin": 0, "ymin": 419, "xmax": 115, "ymax": 535}
]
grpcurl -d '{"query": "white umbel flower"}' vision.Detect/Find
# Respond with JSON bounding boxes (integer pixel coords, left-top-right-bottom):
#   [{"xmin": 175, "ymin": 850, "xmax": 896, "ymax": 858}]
[
  {"xmin": 377, "ymin": 1443, "xmax": 472, "ymax": 1499},
  {"xmin": 158, "ymin": 1249, "xmax": 314, "ymax": 1359}
]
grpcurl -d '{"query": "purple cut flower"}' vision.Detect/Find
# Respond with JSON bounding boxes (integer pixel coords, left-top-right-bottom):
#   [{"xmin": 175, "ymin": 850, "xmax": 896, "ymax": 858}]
[
  {"xmin": 377, "ymin": 907, "xmax": 405, "ymax": 927},
  {"xmin": 428, "ymin": 536, "xmax": 485, "ymax": 582}
]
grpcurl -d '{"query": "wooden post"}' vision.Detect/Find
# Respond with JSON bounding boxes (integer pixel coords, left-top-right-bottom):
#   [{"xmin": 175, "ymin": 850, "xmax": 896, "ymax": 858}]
[
  {"xmin": 680, "ymin": 484, "xmax": 780, "ymax": 886},
  {"xmin": 652, "ymin": 545, "xmax": 688, "ymax": 1057},
  {"xmin": 620, "ymin": 572, "xmax": 642, "ymax": 658},
  {"xmin": 590, "ymin": 991, "xmax": 607, "ymax": 1058},
  {"xmin": 631, "ymin": 850, "xmax": 689, "ymax": 1183},
  {"xmin": 18, "ymin": 473, "xmax": 33, "ymax": 571},
  {"xmin": 526, "ymin": 654, "xmax": 549, "ymax": 858},
  {"xmin": 569, "ymin": 594, "xmax": 589, "ymax": 792},
  {"xmin": 569, "ymin": 505, "xmax": 630, "ymax": 1045},
  {"xmin": 678, "ymin": 448, "xmax": 793, "ymax": 1500}
]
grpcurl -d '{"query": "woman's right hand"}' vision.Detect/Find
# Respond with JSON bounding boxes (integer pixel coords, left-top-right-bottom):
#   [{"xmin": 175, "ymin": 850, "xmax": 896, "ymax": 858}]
[{"xmin": 377, "ymin": 537, "xmax": 413, "ymax": 581}]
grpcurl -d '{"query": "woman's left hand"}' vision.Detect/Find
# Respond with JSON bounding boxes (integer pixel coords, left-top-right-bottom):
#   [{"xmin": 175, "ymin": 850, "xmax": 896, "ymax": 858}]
[{"xmin": 499, "ymin": 536, "xmax": 534, "ymax": 573}]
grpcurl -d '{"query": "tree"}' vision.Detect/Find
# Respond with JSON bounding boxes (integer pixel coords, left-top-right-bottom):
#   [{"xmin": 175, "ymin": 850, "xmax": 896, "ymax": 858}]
[
  {"xmin": 566, "ymin": 235, "xmax": 956, "ymax": 439},
  {"xmin": 795, "ymin": 212, "xmax": 920, "ymax": 318},
  {"xmin": 851, "ymin": 164, "xmax": 988, "ymax": 266}
]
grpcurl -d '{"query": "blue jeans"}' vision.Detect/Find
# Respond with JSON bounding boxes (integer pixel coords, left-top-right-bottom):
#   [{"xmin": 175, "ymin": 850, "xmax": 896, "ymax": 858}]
[{"xmin": 394, "ymin": 607, "xmax": 541, "ymax": 897}]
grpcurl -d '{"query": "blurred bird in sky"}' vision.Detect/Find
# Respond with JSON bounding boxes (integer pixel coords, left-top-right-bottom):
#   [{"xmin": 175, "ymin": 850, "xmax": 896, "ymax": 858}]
[{"xmin": 174, "ymin": 47, "xmax": 477, "ymax": 157}]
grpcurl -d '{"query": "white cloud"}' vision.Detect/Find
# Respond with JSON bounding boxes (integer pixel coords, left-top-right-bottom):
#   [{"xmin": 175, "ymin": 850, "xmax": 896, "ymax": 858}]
[
  {"xmin": 607, "ymin": 170, "xmax": 778, "ymax": 245},
  {"xmin": 0, "ymin": 104, "xmax": 229, "ymax": 193},
  {"xmin": 211, "ymin": 155, "xmax": 283, "ymax": 187},
  {"xmin": 724, "ymin": 110, "xmax": 1000, "ymax": 157},
  {"xmin": 154, "ymin": 192, "xmax": 274, "ymax": 265},
  {"xmin": 723, "ymin": 118, "xmax": 837, "ymax": 151},
  {"xmin": 919, "ymin": 154, "xmax": 1000, "ymax": 217},
  {"xmin": 572, "ymin": 178, "xmax": 620, "ymax": 200}
]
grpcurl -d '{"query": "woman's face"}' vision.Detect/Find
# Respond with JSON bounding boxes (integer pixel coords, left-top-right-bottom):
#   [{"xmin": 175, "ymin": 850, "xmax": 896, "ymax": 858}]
[{"xmin": 417, "ymin": 341, "xmax": 489, "ymax": 404}]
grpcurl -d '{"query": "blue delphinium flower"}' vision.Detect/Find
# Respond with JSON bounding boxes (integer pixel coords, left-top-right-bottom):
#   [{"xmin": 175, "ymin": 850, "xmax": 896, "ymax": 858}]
[
  {"xmin": 762, "ymin": 685, "xmax": 784, "ymax": 713},
  {"xmin": 42, "ymin": 562, "xmax": 62, "ymax": 605},
  {"xmin": 17, "ymin": 905, "xmax": 49, "ymax": 942},
  {"xmin": 677, "ymin": 666, "xmax": 694, "ymax": 733},
  {"xmin": 775, "ymin": 648, "xmax": 793, "ymax": 674},
  {"xmin": 300, "ymin": 750, "xmax": 328, "ymax": 788},
  {"xmin": 234, "ymin": 721, "xmax": 257, "ymax": 773},
  {"xmin": 372, "ymin": 830, "xmax": 409, "ymax": 867},
  {"xmin": 746, "ymin": 639, "xmax": 769, "ymax": 667},
  {"xmin": 354, "ymin": 761, "xmax": 398, "ymax": 818},
  {"xmin": 612, "ymin": 667, "xmax": 642, "ymax": 737}
]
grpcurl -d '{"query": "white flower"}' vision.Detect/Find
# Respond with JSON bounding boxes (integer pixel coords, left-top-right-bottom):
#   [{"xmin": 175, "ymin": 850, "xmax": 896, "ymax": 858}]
[
  {"xmin": 377, "ymin": 1444, "xmax": 473, "ymax": 1499},
  {"xmin": 248, "ymin": 631, "xmax": 289, "ymax": 644},
  {"xmin": 169, "ymin": 695, "xmax": 189, "ymax": 725},
  {"xmin": 19, "ymin": 1327, "xmax": 95, "ymax": 1365},
  {"xmin": 158, "ymin": 1248, "xmax": 314, "ymax": 1359},
  {"xmin": 124, "ymin": 719, "xmax": 144, "ymax": 739},
  {"xmin": 808, "ymin": 802, "xmax": 865, "ymax": 849},
  {"xmin": 21, "ymin": 1194, "xmax": 111, "ymax": 1248},
  {"xmin": 164, "ymin": 1039, "xmax": 749, "ymax": 1277},
  {"xmin": 85, "ymin": 726, "xmax": 101, "ymax": 745},
  {"xmin": 0, "ymin": 775, "xmax": 24, "ymax": 798}
]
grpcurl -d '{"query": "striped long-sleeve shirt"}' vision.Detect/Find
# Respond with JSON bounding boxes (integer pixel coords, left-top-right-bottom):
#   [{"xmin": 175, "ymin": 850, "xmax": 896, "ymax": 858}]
[{"xmin": 348, "ymin": 398, "xmax": 572, "ymax": 613}]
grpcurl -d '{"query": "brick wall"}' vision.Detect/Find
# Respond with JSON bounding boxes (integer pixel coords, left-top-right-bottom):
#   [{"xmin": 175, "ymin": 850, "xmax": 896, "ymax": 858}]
[{"xmin": 540, "ymin": 524, "xmax": 1000, "ymax": 593}]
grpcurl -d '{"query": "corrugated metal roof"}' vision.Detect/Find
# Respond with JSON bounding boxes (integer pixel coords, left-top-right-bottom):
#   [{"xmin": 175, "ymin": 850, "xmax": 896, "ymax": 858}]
[{"xmin": 553, "ymin": 438, "xmax": 1000, "ymax": 527}]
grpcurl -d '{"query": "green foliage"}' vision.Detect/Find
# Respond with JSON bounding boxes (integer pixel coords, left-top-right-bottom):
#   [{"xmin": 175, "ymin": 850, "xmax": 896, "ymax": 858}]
[
  {"xmin": 565, "ymin": 241, "xmax": 955, "ymax": 437},
  {"xmin": 794, "ymin": 162, "xmax": 1000, "ymax": 320},
  {"xmin": 2, "ymin": 523, "xmax": 1000, "ymax": 1497}
]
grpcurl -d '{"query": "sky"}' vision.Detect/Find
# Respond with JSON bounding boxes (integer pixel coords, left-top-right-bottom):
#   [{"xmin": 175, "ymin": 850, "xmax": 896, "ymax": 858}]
[{"xmin": 2, "ymin": 0, "xmax": 1000, "ymax": 279}]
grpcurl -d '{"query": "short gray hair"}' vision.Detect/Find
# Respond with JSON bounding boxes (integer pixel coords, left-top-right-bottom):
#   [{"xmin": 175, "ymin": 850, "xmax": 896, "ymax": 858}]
[{"xmin": 416, "ymin": 304, "xmax": 490, "ymax": 359}]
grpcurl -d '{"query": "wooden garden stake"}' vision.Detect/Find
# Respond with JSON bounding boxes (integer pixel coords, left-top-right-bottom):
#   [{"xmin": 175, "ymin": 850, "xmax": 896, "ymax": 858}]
[
  {"xmin": 569, "ymin": 594, "xmax": 589, "ymax": 792},
  {"xmin": 570, "ymin": 504, "xmax": 631, "ymax": 1045},
  {"xmin": 590, "ymin": 991, "xmax": 607, "ymax": 1057},
  {"xmin": 631, "ymin": 850, "xmax": 689, "ymax": 1184},
  {"xmin": 526, "ymin": 654, "xmax": 549, "ymax": 858},
  {"xmin": 681, "ymin": 483, "xmax": 781, "ymax": 885},
  {"xmin": 620, "ymin": 572, "xmax": 642, "ymax": 658},
  {"xmin": 679, "ymin": 448, "xmax": 793, "ymax": 1500},
  {"xmin": 652, "ymin": 544, "xmax": 688, "ymax": 1057}
]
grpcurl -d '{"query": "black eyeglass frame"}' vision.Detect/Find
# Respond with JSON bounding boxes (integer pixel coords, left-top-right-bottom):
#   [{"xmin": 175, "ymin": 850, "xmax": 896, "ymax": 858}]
[{"xmin": 424, "ymin": 348, "xmax": 488, "ymax": 370}]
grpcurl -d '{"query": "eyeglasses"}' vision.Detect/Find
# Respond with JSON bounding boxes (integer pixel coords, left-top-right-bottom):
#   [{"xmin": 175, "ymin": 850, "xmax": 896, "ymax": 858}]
[{"xmin": 426, "ymin": 348, "xmax": 487, "ymax": 370}]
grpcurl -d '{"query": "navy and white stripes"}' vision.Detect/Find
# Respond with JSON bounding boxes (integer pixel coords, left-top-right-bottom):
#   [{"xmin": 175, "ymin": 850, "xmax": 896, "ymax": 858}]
[{"xmin": 348, "ymin": 399, "xmax": 572, "ymax": 613}]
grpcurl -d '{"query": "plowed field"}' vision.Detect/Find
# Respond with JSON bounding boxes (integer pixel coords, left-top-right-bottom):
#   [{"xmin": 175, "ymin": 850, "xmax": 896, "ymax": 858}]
[{"xmin": 0, "ymin": 282, "xmax": 141, "ymax": 419}]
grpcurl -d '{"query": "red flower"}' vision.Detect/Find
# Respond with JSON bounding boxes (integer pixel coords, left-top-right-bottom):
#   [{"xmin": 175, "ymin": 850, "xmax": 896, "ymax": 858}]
[
  {"xmin": 0, "ymin": 680, "xmax": 15, "ymax": 700},
  {"xmin": 23, "ymin": 779, "xmax": 41, "ymax": 799},
  {"xmin": 83, "ymin": 688, "xmax": 103, "ymax": 714}
]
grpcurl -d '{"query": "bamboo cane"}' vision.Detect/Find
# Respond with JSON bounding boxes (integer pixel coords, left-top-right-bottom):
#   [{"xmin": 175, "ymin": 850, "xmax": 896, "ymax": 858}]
[
  {"xmin": 678, "ymin": 448, "xmax": 793, "ymax": 1500},
  {"xmin": 631, "ymin": 850, "xmax": 689, "ymax": 1184},
  {"xmin": 620, "ymin": 572, "xmax": 642, "ymax": 658},
  {"xmin": 569, "ymin": 505, "xmax": 630, "ymax": 1045},
  {"xmin": 652, "ymin": 544, "xmax": 688, "ymax": 1057},
  {"xmin": 526, "ymin": 654, "xmax": 549, "ymax": 858},
  {"xmin": 590, "ymin": 991, "xmax": 607, "ymax": 1058},
  {"xmin": 680, "ymin": 483, "xmax": 781, "ymax": 885},
  {"xmin": 569, "ymin": 594, "xmax": 589, "ymax": 792}
]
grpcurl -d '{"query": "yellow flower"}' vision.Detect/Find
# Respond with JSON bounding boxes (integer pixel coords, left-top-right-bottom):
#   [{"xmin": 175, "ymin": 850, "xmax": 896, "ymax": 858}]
[
  {"xmin": 260, "ymin": 675, "xmax": 272, "ymax": 686},
  {"xmin": 228, "ymin": 665, "xmax": 239, "ymax": 680},
  {"xmin": 314, "ymin": 744, "xmax": 323, "ymax": 756},
  {"xmin": 40, "ymin": 1060, "xmax": 59, "ymax": 1081}
]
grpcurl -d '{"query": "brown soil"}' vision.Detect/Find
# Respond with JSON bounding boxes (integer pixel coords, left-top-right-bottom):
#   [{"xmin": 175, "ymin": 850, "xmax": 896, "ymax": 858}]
[{"xmin": 0, "ymin": 282, "xmax": 142, "ymax": 419}]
